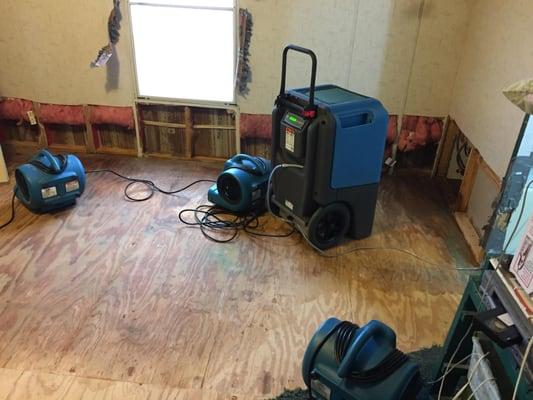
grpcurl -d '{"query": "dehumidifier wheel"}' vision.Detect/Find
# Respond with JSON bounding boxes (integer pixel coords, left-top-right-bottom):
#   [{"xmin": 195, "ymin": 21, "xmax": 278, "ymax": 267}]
[{"xmin": 307, "ymin": 203, "xmax": 350, "ymax": 250}]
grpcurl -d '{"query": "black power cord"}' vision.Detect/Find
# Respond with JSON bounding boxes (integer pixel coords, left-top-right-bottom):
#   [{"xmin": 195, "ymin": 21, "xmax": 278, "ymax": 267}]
[
  {"xmin": 455, "ymin": 136, "xmax": 471, "ymax": 176},
  {"xmin": 0, "ymin": 192, "xmax": 17, "ymax": 230},
  {"xmin": 85, "ymin": 169, "xmax": 216, "ymax": 202},
  {"xmin": 88, "ymin": 169, "xmax": 295, "ymax": 242},
  {"xmin": 0, "ymin": 168, "xmax": 295, "ymax": 241},
  {"xmin": 178, "ymin": 204, "xmax": 295, "ymax": 243},
  {"xmin": 1, "ymin": 153, "xmax": 69, "ymax": 231},
  {"xmin": 0, "ymin": 168, "xmax": 215, "ymax": 230}
]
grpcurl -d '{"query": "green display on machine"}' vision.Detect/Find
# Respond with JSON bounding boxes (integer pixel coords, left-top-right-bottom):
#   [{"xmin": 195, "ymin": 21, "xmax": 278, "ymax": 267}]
[{"xmin": 284, "ymin": 112, "xmax": 305, "ymax": 129}]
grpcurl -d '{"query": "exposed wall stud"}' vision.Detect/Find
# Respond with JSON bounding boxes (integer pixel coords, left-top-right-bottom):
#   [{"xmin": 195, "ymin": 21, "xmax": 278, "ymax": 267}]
[{"xmin": 457, "ymin": 148, "xmax": 480, "ymax": 212}]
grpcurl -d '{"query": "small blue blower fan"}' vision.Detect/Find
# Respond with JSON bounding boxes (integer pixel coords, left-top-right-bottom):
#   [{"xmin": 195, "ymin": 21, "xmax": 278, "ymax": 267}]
[
  {"xmin": 208, "ymin": 154, "xmax": 271, "ymax": 213},
  {"xmin": 15, "ymin": 149, "xmax": 86, "ymax": 213},
  {"xmin": 303, "ymin": 318, "xmax": 424, "ymax": 400}
]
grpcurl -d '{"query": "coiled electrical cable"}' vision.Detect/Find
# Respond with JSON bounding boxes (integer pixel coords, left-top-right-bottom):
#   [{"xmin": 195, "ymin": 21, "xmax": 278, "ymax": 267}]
[
  {"xmin": 85, "ymin": 169, "xmax": 216, "ymax": 202},
  {"xmin": 178, "ymin": 204, "xmax": 295, "ymax": 243},
  {"xmin": 0, "ymin": 192, "xmax": 16, "ymax": 230}
]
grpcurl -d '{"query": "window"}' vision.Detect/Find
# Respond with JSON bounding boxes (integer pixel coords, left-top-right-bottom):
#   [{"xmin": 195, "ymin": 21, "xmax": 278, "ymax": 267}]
[{"xmin": 129, "ymin": 0, "xmax": 236, "ymax": 103}]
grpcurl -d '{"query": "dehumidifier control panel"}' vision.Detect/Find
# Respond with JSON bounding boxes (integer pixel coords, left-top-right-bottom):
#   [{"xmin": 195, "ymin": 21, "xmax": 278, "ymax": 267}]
[
  {"xmin": 283, "ymin": 112, "xmax": 306, "ymax": 129},
  {"xmin": 281, "ymin": 112, "xmax": 307, "ymax": 158}
]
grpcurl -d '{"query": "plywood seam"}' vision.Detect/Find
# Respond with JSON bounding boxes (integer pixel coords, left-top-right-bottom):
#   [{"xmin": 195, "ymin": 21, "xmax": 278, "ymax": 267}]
[
  {"xmin": 0, "ymin": 366, "xmax": 201, "ymax": 393},
  {"xmin": 199, "ymin": 321, "xmax": 222, "ymax": 390}
]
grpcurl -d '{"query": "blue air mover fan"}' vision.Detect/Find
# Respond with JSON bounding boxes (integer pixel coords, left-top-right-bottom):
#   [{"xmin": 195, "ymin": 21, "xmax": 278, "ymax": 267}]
[
  {"xmin": 14, "ymin": 150, "xmax": 86, "ymax": 213},
  {"xmin": 303, "ymin": 318, "xmax": 423, "ymax": 400},
  {"xmin": 208, "ymin": 154, "xmax": 271, "ymax": 213}
]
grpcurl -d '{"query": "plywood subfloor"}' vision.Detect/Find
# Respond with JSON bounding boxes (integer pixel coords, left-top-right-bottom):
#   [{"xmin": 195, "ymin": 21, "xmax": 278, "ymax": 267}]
[{"xmin": 0, "ymin": 154, "xmax": 473, "ymax": 399}]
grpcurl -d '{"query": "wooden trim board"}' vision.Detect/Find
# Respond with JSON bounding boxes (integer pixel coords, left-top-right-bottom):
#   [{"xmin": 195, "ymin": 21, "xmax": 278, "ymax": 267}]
[
  {"xmin": 143, "ymin": 152, "xmax": 225, "ymax": 163},
  {"xmin": 434, "ymin": 117, "xmax": 459, "ymax": 178},
  {"xmin": 48, "ymin": 144, "xmax": 87, "ymax": 153},
  {"xmin": 143, "ymin": 120, "xmax": 186, "ymax": 129},
  {"xmin": 82, "ymin": 105, "xmax": 96, "ymax": 153},
  {"xmin": 0, "ymin": 145, "xmax": 8, "ymax": 183},
  {"xmin": 32, "ymin": 101, "xmax": 48, "ymax": 148},
  {"xmin": 97, "ymin": 146, "xmax": 138, "ymax": 156},
  {"xmin": 193, "ymin": 124, "xmax": 234, "ymax": 130},
  {"xmin": 4, "ymin": 140, "xmax": 39, "ymax": 148},
  {"xmin": 184, "ymin": 106, "xmax": 194, "ymax": 158},
  {"xmin": 454, "ymin": 211, "xmax": 484, "ymax": 264}
]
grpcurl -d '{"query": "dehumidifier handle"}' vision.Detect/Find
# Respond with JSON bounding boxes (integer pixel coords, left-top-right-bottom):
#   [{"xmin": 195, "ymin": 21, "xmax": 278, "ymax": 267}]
[
  {"xmin": 37, "ymin": 150, "xmax": 62, "ymax": 173},
  {"xmin": 337, "ymin": 320, "xmax": 393, "ymax": 378},
  {"xmin": 279, "ymin": 45, "xmax": 317, "ymax": 108}
]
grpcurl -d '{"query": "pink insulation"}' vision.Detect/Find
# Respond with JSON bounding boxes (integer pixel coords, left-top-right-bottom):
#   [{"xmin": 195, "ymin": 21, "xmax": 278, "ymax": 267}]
[
  {"xmin": 240, "ymin": 113, "xmax": 272, "ymax": 139},
  {"xmin": 398, "ymin": 116, "xmax": 443, "ymax": 152},
  {"xmin": 0, "ymin": 98, "xmax": 33, "ymax": 121},
  {"xmin": 39, "ymin": 104, "xmax": 85, "ymax": 125},
  {"xmin": 90, "ymin": 105, "xmax": 135, "ymax": 129}
]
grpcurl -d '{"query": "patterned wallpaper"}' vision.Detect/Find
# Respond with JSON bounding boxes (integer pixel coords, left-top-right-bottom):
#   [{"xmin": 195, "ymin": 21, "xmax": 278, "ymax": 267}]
[
  {"xmin": 450, "ymin": 0, "xmax": 533, "ymax": 177},
  {"xmin": 239, "ymin": 0, "xmax": 473, "ymax": 116},
  {"xmin": 0, "ymin": 0, "xmax": 135, "ymax": 106},
  {"xmin": 0, "ymin": 0, "xmax": 472, "ymax": 119}
]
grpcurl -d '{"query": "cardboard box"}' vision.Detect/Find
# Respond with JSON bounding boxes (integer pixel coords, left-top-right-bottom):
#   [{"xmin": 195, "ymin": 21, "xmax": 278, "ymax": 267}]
[{"xmin": 510, "ymin": 214, "xmax": 533, "ymax": 294}]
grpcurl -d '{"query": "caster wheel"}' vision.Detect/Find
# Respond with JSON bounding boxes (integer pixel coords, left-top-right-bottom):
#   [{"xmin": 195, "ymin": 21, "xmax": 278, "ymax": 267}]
[{"xmin": 307, "ymin": 203, "xmax": 350, "ymax": 249}]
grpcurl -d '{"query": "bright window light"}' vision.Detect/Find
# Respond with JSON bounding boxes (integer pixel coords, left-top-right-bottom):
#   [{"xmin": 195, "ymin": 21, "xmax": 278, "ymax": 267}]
[{"xmin": 130, "ymin": 0, "xmax": 235, "ymax": 103}]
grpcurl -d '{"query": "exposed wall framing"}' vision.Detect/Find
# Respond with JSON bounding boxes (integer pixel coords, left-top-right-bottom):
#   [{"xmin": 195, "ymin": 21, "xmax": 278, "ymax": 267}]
[
  {"xmin": 241, "ymin": 137, "xmax": 271, "ymax": 159},
  {"xmin": 0, "ymin": 120, "xmax": 40, "ymax": 148},
  {"xmin": 1, "ymin": 101, "xmax": 139, "ymax": 157},
  {"xmin": 137, "ymin": 103, "xmax": 238, "ymax": 161},
  {"xmin": 434, "ymin": 117, "xmax": 502, "ymax": 264},
  {"xmin": 45, "ymin": 124, "xmax": 87, "ymax": 153},
  {"xmin": 433, "ymin": 117, "xmax": 456, "ymax": 178},
  {"xmin": 1, "ymin": 98, "xmax": 240, "ymax": 161},
  {"xmin": 94, "ymin": 124, "xmax": 137, "ymax": 156}
]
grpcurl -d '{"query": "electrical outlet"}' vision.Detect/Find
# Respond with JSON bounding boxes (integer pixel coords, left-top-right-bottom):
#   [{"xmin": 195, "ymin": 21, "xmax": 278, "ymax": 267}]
[
  {"xmin": 27, "ymin": 111, "xmax": 37, "ymax": 125},
  {"xmin": 384, "ymin": 157, "xmax": 397, "ymax": 167}
]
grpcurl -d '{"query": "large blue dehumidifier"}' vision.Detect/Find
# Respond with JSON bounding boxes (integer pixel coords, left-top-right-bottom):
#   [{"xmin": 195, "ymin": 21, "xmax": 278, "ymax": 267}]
[
  {"xmin": 14, "ymin": 149, "xmax": 86, "ymax": 213},
  {"xmin": 271, "ymin": 45, "xmax": 388, "ymax": 249}
]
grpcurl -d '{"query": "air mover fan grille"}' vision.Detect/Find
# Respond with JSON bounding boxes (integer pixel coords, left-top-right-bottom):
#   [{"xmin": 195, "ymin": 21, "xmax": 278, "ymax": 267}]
[
  {"xmin": 217, "ymin": 173, "xmax": 242, "ymax": 205},
  {"xmin": 15, "ymin": 169, "xmax": 30, "ymax": 202}
]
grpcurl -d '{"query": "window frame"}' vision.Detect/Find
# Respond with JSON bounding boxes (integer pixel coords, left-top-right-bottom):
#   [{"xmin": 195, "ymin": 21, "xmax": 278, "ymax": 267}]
[{"xmin": 127, "ymin": 0, "xmax": 239, "ymax": 107}]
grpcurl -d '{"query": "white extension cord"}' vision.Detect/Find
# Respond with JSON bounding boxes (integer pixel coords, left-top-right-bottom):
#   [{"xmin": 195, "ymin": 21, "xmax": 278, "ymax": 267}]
[{"xmin": 266, "ymin": 163, "xmax": 477, "ymax": 271}]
